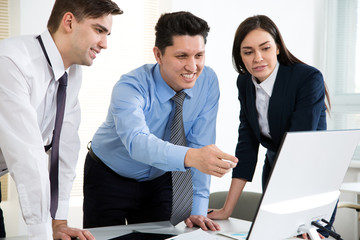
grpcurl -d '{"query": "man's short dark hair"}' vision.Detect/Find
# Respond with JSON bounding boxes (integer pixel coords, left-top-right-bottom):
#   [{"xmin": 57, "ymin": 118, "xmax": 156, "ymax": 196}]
[
  {"xmin": 47, "ymin": 0, "xmax": 123, "ymax": 34},
  {"xmin": 155, "ymin": 11, "xmax": 210, "ymax": 54}
]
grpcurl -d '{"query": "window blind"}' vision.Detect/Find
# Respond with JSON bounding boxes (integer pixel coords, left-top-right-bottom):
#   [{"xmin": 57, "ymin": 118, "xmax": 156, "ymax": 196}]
[
  {"xmin": 0, "ymin": 0, "xmax": 9, "ymax": 40},
  {"xmin": 0, "ymin": 0, "xmax": 9, "ymax": 201}
]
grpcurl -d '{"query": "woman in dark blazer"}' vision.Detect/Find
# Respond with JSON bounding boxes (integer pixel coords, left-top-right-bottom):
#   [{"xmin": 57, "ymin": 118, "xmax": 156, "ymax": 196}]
[{"xmin": 208, "ymin": 15, "xmax": 332, "ymax": 238}]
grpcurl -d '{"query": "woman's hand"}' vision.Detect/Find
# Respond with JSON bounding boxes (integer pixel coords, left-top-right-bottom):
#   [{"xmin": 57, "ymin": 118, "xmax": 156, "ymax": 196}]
[
  {"xmin": 299, "ymin": 233, "xmax": 325, "ymax": 239},
  {"xmin": 207, "ymin": 208, "xmax": 231, "ymax": 220}
]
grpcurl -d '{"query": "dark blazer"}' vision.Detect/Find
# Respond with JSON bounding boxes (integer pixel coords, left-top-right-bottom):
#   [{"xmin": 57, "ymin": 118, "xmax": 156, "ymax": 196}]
[{"xmin": 232, "ymin": 63, "xmax": 327, "ymax": 183}]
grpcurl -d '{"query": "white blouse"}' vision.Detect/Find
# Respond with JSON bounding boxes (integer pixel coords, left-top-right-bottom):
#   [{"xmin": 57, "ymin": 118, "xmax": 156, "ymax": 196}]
[{"xmin": 252, "ymin": 61, "xmax": 279, "ymax": 139}]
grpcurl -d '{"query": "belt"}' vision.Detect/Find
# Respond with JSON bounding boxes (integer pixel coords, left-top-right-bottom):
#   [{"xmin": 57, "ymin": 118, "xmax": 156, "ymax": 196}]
[
  {"xmin": 88, "ymin": 147, "xmax": 102, "ymax": 163},
  {"xmin": 87, "ymin": 146, "xmax": 137, "ymax": 182},
  {"xmin": 88, "ymin": 146, "xmax": 113, "ymax": 171}
]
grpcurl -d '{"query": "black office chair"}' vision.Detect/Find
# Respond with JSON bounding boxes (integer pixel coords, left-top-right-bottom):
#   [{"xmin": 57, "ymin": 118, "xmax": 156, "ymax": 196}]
[{"xmin": 208, "ymin": 191, "xmax": 262, "ymax": 222}]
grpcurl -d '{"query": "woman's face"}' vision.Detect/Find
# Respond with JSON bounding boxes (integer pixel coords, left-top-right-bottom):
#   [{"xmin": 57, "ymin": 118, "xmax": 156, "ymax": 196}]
[{"xmin": 240, "ymin": 28, "xmax": 279, "ymax": 82}]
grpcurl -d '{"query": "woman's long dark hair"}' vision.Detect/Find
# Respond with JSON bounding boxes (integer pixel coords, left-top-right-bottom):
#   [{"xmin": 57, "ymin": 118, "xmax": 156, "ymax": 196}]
[{"xmin": 232, "ymin": 15, "xmax": 331, "ymax": 111}]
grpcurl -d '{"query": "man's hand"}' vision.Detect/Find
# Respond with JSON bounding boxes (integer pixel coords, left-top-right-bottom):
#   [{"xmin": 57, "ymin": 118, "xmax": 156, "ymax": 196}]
[
  {"xmin": 52, "ymin": 220, "xmax": 95, "ymax": 240},
  {"xmin": 184, "ymin": 144, "xmax": 238, "ymax": 177},
  {"xmin": 184, "ymin": 215, "xmax": 221, "ymax": 231}
]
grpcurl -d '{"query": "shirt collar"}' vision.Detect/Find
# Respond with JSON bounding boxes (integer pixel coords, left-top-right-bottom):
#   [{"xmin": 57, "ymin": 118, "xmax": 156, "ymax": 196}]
[
  {"xmin": 39, "ymin": 30, "xmax": 67, "ymax": 81},
  {"xmin": 251, "ymin": 61, "xmax": 279, "ymax": 97},
  {"xmin": 154, "ymin": 64, "xmax": 193, "ymax": 103}
]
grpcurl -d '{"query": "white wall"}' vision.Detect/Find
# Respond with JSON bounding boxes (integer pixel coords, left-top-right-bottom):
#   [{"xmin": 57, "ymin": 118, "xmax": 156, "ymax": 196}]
[{"xmin": 4, "ymin": 0, "xmax": 357, "ymax": 239}]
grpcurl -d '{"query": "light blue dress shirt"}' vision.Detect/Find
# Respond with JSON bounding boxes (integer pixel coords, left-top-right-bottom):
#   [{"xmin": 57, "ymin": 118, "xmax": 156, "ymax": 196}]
[{"xmin": 91, "ymin": 63, "xmax": 219, "ymax": 216}]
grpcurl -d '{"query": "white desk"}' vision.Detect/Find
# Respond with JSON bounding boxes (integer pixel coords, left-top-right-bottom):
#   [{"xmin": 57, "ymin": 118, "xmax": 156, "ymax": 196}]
[
  {"xmin": 88, "ymin": 218, "xmax": 251, "ymax": 239},
  {"xmin": 4, "ymin": 218, "xmax": 252, "ymax": 240},
  {"xmin": 340, "ymin": 182, "xmax": 360, "ymax": 194},
  {"xmin": 3, "ymin": 218, "xmax": 323, "ymax": 239}
]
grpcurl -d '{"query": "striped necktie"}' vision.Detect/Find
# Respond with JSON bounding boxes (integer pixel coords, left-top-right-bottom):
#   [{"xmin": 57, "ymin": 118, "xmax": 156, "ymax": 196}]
[{"xmin": 169, "ymin": 91, "xmax": 193, "ymax": 226}]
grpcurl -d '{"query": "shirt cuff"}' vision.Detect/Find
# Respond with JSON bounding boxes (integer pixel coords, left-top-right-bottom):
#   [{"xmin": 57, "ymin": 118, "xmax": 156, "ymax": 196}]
[
  {"xmin": 191, "ymin": 195, "xmax": 209, "ymax": 216},
  {"xmin": 27, "ymin": 217, "xmax": 52, "ymax": 240},
  {"xmin": 167, "ymin": 145, "xmax": 188, "ymax": 171},
  {"xmin": 55, "ymin": 199, "xmax": 69, "ymax": 220}
]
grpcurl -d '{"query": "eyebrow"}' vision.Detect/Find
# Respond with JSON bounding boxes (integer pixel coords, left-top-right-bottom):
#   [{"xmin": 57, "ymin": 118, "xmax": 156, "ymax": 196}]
[
  {"xmin": 242, "ymin": 40, "xmax": 271, "ymax": 49},
  {"xmin": 92, "ymin": 23, "xmax": 111, "ymax": 35},
  {"xmin": 174, "ymin": 50, "xmax": 205, "ymax": 55}
]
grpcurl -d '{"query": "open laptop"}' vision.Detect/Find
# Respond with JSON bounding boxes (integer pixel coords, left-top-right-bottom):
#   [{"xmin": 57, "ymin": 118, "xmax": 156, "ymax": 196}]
[{"xmin": 244, "ymin": 129, "xmax": 360, "ymax": 240}]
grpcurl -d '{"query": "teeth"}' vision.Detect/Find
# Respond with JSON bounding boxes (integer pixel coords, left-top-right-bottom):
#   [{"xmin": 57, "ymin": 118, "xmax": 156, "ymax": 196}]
[
  {"xmin": 91, "ymin": 49, "xmax": 97, "ymax": 55},
  {"xmin": 182, "ymin": 74, "xmax": 194, "ymax": 79}
]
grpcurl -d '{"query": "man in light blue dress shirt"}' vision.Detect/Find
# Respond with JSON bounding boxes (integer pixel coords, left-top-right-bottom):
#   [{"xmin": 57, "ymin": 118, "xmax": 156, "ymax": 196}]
[{"xmin": 83, "ymin": 11, "xmax": 238, "ymax": 231}]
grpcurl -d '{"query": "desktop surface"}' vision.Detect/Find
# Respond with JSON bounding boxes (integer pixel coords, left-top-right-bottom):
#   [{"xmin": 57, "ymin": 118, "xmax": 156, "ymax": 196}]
[
  {"xmin": 3, "ymin": 218, "xmax": 251, "ymax": 240},
  {"xmin": 86, "ymin": 219, "xmax": 327, "ymax": 240},
  {"xmin": 340, "ymin": 182, "xmax": 360, "ymax": 194},
  {"xmin": 88, "ymin": 218, "xmax": 252, "ymax": 239},
  {"xmin": 3, "ymin": 218, "xmax": 337, "ymax": 239}
]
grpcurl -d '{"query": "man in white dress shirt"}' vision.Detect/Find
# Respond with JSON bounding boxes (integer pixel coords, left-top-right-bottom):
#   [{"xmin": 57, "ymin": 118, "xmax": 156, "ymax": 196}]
[{"xmin": 0, "ymin": 0, "xmax": 122, "ymax": 239}]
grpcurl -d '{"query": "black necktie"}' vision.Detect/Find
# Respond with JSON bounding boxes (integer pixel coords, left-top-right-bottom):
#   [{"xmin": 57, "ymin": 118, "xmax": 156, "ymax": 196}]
[
  {"xmin": 169, "ymin": 91, "xmax": 193, "ymax": 226},
  {"xmin": 37, "ymin": 35, "xmax": 68, "ymax": 218}
]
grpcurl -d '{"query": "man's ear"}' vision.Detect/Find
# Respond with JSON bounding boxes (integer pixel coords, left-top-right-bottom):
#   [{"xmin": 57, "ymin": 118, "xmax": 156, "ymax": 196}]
[
  {"xmin": 153, "ymin": 47, "xmax": 163, "ymax": 64},
  {"xmin": 62, "ymin": 12, "xmax": 75, "ymax": 32}
]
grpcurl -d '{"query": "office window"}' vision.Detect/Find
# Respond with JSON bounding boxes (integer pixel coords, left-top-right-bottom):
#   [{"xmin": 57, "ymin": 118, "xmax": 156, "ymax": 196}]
[
  {"xmin": 325, "ymin": 0, "xmax": 360, "ymax": 161},
  {"xmin": 70, "ymin": 0, "xmax": 160, "ymax": 197},
  {"xmin": 0, "ymin": 0, "xmax": 9, "ymax": 201}
]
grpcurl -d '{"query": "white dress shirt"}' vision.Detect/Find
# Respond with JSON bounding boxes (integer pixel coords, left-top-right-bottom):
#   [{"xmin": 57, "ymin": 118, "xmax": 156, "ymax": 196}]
[
  {"xmin": 252, "ymin": 62, "xmax": 279, "ymax": 138},
  {"xmin": 0, "ymin": 30, "xmax": 82, "ymax": 239}
]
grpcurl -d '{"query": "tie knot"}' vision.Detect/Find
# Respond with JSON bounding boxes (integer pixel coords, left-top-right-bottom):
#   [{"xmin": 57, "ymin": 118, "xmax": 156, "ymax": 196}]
[
  {"xmin": 171, "ymin": 91, "xmax": 186, "ymax": 107},
  {"xmin": 59, "ymin": 72, "xmax": 68, "ymax": 86}
]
